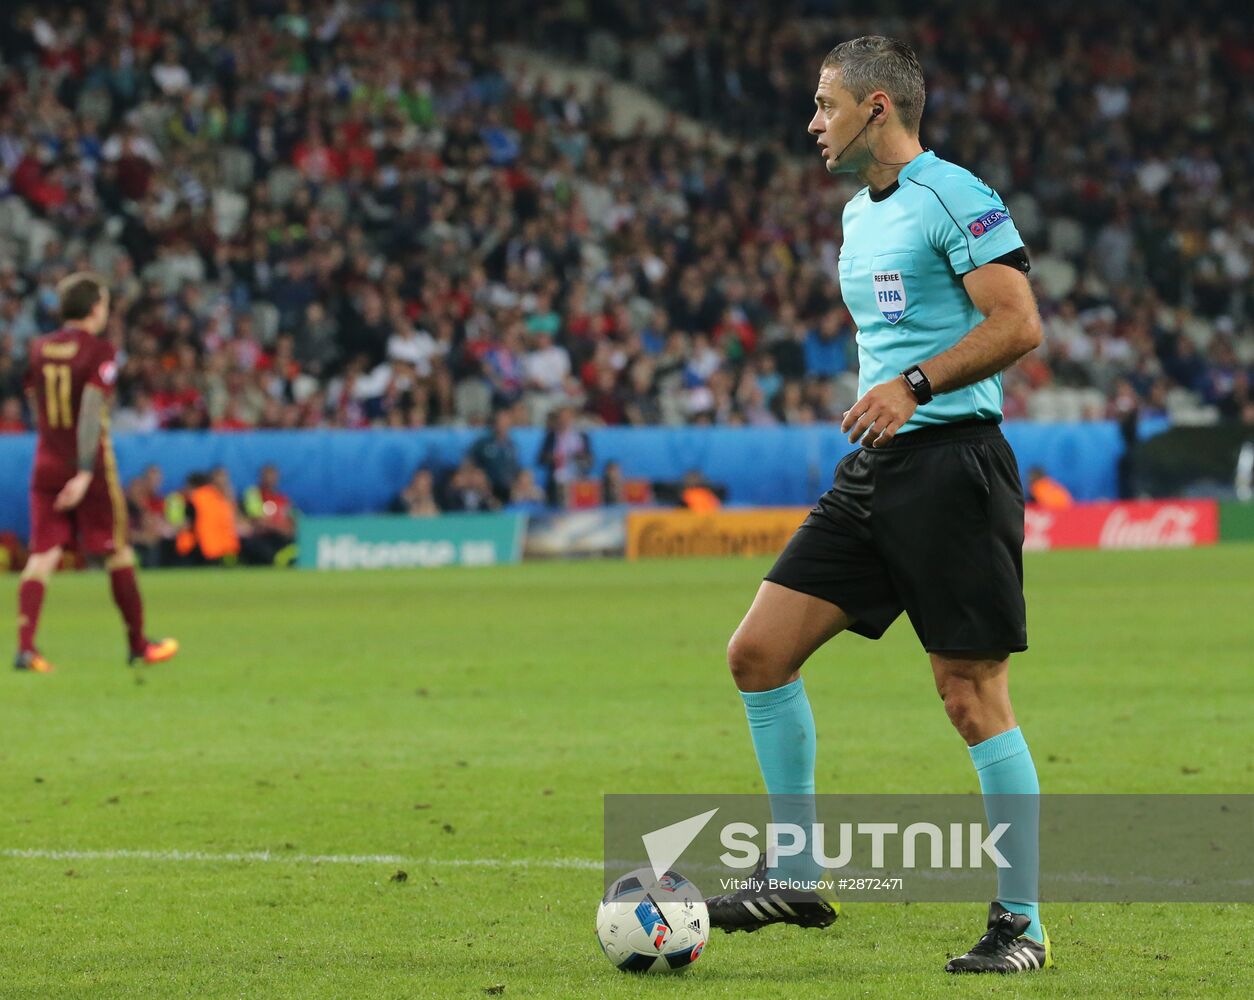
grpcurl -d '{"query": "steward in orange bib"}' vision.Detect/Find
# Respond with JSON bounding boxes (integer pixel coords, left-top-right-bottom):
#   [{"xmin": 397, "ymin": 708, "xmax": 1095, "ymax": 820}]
[
  {"xmin": 1027, "ymin": 466, "xmax": 1073, "ymax": 510},
  {"xmin": 173, "ymin": 470, "xmax": 241, "ymax": 563}
]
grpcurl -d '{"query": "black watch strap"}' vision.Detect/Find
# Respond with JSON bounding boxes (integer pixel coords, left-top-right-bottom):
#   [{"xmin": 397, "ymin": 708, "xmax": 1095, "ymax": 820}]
[{"xmin": 901, "ymin": 365, "xmax": 933, "ymax": 405}]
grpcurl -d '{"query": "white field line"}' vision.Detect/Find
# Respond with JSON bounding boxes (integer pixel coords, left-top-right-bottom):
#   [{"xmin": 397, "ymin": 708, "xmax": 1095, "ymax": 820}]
[
  {"xmin": 1, "ymin": 850, "xmax": 1246, "ymax": 891},
  {"xmin": 0, "ymin": 847, "xmax": 601, "ymax": 870}
]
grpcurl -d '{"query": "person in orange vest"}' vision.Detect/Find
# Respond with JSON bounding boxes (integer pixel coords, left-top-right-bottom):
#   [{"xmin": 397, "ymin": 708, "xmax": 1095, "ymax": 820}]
[
  {"xmin": 1027, "ymin": 466, "xmax": 1073, "ymax": 509},
  {"xmin": 680, "ymin": 469, "xmax": 723, "ymax": 513},
  {"xmin": 174, "ymin": 469, "xmax": 242, "ymax": 564}
]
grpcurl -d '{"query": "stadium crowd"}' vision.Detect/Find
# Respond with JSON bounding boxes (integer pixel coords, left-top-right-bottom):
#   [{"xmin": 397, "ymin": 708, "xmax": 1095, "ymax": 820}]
[{"xmin": 0, "ymin": 0, "xmax": 1250, "ymax": 443}]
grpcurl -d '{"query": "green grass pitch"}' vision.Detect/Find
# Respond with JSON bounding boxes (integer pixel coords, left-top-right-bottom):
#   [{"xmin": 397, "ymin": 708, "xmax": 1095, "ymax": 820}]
[{"xmin": 1, "ymin": 547, "xmax": 1250, "ymax": 998}]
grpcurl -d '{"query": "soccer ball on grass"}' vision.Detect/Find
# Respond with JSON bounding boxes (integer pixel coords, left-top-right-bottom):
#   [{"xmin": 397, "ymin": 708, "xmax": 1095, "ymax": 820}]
[{"xmin": 595, "ymin": 868, "xmax": 709, "ymax": 973}]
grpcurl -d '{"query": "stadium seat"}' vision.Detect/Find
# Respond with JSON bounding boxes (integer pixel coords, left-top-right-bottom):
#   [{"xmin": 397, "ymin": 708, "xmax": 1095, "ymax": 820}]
[
  {"xmin": 89, "ymin": 240, "xmax": 127, "ymax": 277},
  {"xmin": 251, "ymin": 303, "xmax": 281, "ymax": 346},
  {"xmin": 25, "ymin": 219, "xmax": 59, "ymax": 267},
  {"xmin": 833, "ymin": 372, "xmax": 861, "ymax": 412},
  {"xmin": 1047, "ymin": 217, "xmax": 1086, "ymax": 260},
  {"xmin": 1026, "ymin": 389, "xmax": 1061, "ymax": 423},
  {"xmin": 217, "ymin": 147, "xmax": 255, "ymax": 192},
  {"xmin": 0, "ymin": 197, "xmax": 32, "ymax": 241},
  {"xmin": 1006, "ymin": 192, "xmax": 1043, "ymax": 243},
  {"xmin": 1030, "ymin": 253, "xmax": 1078, "ymax": 300},
  {"xmin": 567, "ymin": 480, "xmax": 604, "ymax": 509},
  {"xmin": 1078, "ymin": 389, "xmax": 1107, "ymax": 420},
  {"xmin": 453, "ymin": 379, "xmax": 493, "ymax": 425},
  {"xmin": 267, "ymin": 167, "xmax": 303, "ymax": 207},
  {"xmin": 621, "ymin": 479, "xmax": 653, "ymax": 505},
  {"xmin": 317, "ymin": 186, "xmax": 351, "ymax": 216},
  {"xmin": 75, "ymin": 86, "xmax": 112, "ymax": 124},
  {"xmin": 212, "ymin": 189, "xmax": 249, "ymax": 240}
]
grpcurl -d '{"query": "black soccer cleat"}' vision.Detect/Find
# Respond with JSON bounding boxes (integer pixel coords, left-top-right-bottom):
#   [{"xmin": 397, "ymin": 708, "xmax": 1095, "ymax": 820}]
[
  {"xmin": 705, "ymin": 859, "xmax": 839, "ymax": 934},
  {"xmin": 945, "ymin": 901, "xmax": 1053, "ymax": 973}
]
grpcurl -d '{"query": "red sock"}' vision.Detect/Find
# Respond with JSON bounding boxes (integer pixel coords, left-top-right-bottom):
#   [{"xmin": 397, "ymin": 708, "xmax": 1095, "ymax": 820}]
[
  {"xmin": 17, "ymin": 579, "xmax": 45, "ymax": 653},
  {"xmin": 109, "ymin": 566, "xmax": 146, "ymax": 655}
]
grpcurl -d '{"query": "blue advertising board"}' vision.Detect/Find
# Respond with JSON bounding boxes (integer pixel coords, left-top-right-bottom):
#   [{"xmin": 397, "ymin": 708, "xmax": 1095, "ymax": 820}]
[
  {"xmin": 296, "ymin": 513, "xmax": 526, "ymax": 570},
  {"xmin": 0, "ymin": 423, "xmax": 1136, "ymax": 539}
]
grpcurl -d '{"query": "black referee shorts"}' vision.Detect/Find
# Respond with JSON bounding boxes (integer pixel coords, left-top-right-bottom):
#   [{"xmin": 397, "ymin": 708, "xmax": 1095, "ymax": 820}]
[{"xmin": 765, "ymin": 419, "xmax": 1027, "ymax": 653}]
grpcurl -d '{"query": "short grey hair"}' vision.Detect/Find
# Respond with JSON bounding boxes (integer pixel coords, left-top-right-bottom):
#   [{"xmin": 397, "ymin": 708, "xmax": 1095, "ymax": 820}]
[{"xmin": 822, "ymin": 36, "xmax": 926, "ymax": 133}]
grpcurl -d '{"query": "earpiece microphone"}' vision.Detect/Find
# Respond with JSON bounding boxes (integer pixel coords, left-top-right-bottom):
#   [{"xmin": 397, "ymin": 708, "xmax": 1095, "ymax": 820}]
[{"xmin": 829, "ymin": 106, "xmax": 883, "ymax": 163}]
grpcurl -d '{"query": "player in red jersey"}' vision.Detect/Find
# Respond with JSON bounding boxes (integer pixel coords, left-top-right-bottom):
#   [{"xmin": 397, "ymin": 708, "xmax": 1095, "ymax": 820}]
[{"xmin": 15, "ymin": 272, "xmax": 178, "ymax": 673}]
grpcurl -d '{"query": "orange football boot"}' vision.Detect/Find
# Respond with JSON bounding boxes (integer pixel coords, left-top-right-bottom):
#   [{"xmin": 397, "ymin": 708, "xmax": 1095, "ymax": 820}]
[
  {"xmin": 129, "ymin": 638, "xmax": 180, "ymax": 666},
  {"xmin": 14, "ymin": 651, "xmax": 55, "ymax": 673}
]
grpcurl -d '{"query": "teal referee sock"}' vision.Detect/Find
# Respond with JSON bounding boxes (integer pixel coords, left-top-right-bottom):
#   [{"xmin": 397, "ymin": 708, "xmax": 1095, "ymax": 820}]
[
  {"xmin": 969, "ymin": 726, "xmax": 1043, "ymax": 943},
  {"xmin": 741, "ymin": 678, "xmax": 821, "ymax": 882}
]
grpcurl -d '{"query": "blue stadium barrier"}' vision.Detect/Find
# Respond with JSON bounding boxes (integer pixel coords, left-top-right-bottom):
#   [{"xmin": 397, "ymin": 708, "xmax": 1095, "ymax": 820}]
[{"xmin": 0, "ymin": 423, "xmax": 1127, "ymax": 538}]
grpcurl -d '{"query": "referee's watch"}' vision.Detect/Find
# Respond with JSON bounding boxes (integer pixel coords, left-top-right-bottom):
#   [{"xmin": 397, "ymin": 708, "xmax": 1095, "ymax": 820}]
[{"xmin": 901, "ymin": 365, "xmax": 933, "ymax": 405}]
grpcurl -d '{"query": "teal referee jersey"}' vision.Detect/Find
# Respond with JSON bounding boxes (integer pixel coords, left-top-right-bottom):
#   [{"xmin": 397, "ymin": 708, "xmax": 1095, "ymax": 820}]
[{"xmin": 838, "ymin": 150, "xmax": 1025, "ymax": 431}]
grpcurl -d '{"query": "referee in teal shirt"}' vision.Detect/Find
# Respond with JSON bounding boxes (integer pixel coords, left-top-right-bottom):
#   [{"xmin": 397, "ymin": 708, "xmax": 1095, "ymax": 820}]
[{"xmin": 706, "ymin": 37, "xmax": 1052, "ymax": 975}]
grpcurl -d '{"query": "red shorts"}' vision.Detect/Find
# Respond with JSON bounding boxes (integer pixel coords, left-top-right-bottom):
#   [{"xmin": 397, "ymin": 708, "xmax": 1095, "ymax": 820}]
[{"xmin": 29, "ymin": 470, "xmax": 128, "ymax": 557}]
